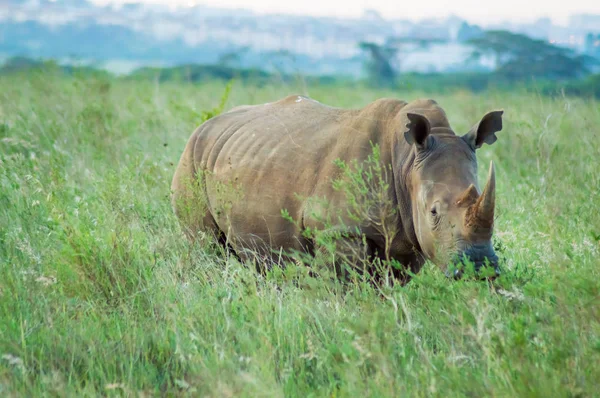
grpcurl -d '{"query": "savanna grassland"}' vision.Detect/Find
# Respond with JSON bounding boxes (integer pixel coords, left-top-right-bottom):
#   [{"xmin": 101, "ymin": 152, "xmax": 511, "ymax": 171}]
[{"xmin": 1, "ymin": 72, "xmax": 599, "ymax": 397}]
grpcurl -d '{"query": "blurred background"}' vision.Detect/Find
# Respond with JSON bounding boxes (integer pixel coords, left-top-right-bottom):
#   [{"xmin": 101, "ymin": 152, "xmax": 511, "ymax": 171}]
[{"xmin": 1, "ymin": 0, "xmax": 599, "ymax": 95}]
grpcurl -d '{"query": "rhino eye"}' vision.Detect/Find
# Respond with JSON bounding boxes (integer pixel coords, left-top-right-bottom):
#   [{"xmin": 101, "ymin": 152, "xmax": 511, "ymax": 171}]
[{"xmin": 430, "ymin": 205, "xmax": 439, "ymax": 216}]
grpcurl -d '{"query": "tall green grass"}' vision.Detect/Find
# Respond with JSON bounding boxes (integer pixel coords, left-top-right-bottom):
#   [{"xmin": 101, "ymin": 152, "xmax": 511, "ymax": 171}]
[{"xmin": 0, "ymin": 72, "xmax": 599, "ymax": 396}]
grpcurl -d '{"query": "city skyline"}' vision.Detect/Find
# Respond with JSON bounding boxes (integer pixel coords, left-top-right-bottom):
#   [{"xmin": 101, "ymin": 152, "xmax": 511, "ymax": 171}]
[
  {"xmin": 90, "ymin": 0, "xmax": 600, "ymax": 26},
  {"xmin": 3, "ymin": 0, "xmax": 599, "ymax": 76}
]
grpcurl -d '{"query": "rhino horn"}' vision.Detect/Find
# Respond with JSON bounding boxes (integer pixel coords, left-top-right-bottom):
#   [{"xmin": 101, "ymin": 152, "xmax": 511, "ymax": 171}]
[{"xmin": 474, "ymin": 160, "xmax": 496, "ymax": 227}]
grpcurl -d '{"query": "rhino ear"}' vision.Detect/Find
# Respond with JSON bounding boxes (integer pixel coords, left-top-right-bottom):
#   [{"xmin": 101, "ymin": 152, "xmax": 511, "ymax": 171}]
[
  {"xmin": 404, "ymin": 112, "xmax": 431, "ymax": 150},
  {"xmin": 462, "ymin": 110, "xmax": 504, "ymax": 149}
]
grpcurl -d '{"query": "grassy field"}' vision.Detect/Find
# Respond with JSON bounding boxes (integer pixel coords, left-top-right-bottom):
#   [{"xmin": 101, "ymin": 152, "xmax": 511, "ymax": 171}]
[{"xmin": 1, "ymin": 72, "xmax": 599, "ymax": 396}]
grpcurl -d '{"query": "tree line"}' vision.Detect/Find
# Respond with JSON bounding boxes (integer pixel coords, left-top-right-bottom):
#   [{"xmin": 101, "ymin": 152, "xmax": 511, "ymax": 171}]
[{"xmin": 359, "ymin": 30, "xmax": 599, "ymax": 87}]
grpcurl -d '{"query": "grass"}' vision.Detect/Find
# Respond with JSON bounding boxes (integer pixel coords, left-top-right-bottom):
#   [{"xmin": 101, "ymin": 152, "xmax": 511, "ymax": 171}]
[{"xmin": 0, "ymin": 71, "xmax": 599, "ymax": 396}]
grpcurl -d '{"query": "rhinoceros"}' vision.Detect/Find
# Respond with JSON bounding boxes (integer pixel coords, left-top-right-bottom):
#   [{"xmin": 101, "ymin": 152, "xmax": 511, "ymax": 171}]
[{"xmin": 171, "ymin": 95, "xmax": 503, "ymax": 282}]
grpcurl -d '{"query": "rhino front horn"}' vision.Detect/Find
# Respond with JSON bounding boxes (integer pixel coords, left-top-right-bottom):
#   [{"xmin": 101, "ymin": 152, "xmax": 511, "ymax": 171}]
[{"xmin": 476, "ymin": 160, "xmax": 496, "ymax": 226}]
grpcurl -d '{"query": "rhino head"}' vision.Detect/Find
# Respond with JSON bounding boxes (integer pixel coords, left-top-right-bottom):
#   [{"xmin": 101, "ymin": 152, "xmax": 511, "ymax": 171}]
[{"xmin": 404, "ymin": 110, "xmax": 503, "ymax": 279}]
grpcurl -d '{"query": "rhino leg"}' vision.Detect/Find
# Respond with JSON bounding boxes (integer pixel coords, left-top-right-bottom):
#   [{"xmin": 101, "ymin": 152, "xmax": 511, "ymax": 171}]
[
  {"xmin": 171, "ymin": 131, "xmax": 223, "ymax": 244},
  {"xmin": 386, "ymin": 252, "xmax": 426, "ymax": 285},
  {"xmin": 312, "ymin": 234, "xmax": 373, "ymax": 281}
]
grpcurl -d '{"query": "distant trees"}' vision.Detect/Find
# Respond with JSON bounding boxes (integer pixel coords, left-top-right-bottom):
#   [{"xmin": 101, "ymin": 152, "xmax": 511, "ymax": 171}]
[
  {"xmin": 0, "ymin": 56, "xmax": 43, "ymax": 73},
  {"xmin": 456, "ymin": 22, "xmax": 484, "ymax": 43},
  {"xmin": 468, "ymin": 30, "xmax": 594, "ymax": 80},
  {"xmin": 584, "ymin": 33, "xmax": 600, "ymax": 58},
  {"xmin": 358, "ymin": 42, "xmax": 398, "ymax": 87},
  {"xmin": 217, "ymin": 47, "xmax": 250, "ymax": 69},
  {"xmin": 358, "ymin": 37, "xmax": 447, "ymax": 87},
  {"xmin": 0, "ymin": 56, "xmax": 109, "ymax": 78}
]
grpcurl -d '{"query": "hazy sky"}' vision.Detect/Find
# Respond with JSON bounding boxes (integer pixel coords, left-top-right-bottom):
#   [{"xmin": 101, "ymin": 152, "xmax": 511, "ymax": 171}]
[{"xmin": 96, "ymin": 0, "xmax": 600, "ymax": 26}]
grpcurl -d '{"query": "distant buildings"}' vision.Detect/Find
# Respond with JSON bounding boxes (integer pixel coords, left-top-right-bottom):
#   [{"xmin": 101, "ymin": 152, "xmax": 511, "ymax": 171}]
[
  {"xmin": 0, "ymin": 0, "xmax": 598, "ymax": 75},
  {"xmin": 570, "ymin": 14, "xmax": 600, "ymax": 32}
]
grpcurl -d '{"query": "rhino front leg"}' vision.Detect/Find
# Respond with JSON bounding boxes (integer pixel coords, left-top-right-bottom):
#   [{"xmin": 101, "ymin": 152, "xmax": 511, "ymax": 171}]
[
  {"xmin": 386, "ymin": 252, "xmax": 426, "ymax": 286},
  {"xmin": 312, "ymin": 233, "xmax": 373, "ymax": 281}
]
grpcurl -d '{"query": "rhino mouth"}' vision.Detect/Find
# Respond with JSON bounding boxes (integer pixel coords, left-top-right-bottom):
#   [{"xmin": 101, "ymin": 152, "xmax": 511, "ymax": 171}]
[
  {"xmin": 446, "ymin": 264, "xmax": 501, "ymax": 280},
  {"xmin": 444, "ymin": 249, "xmax": 501, "ymax": 280}
]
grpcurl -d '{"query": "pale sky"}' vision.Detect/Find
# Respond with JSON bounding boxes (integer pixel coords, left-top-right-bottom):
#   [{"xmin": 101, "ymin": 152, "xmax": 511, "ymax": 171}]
[{"xmin": 95, "ymin": 0, "xmax": 600, "ymax": 26}]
